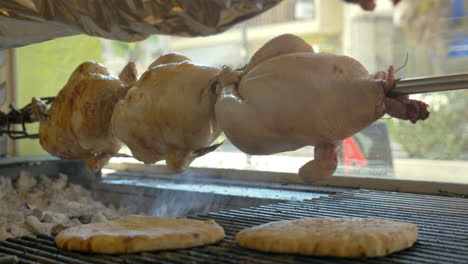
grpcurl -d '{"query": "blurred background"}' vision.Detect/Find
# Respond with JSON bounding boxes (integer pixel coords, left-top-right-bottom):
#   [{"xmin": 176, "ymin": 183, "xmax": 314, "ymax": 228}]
[{"xmin": 2, "ymin": 0, "xmax": 467, "ymax": 184}]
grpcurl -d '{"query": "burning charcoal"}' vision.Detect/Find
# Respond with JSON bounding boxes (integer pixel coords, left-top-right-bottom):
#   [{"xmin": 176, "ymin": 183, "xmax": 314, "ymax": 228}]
[
  {"xmin": 7, "ymin": 225, "xmax": 34, "ymax": 237},
  {"xmin": 42, "ymin": 213, "xmax": 53, "ymax": 223},
  {"xmin": 5, "ymin": 213, "xmax": 23, "ymax": 224},
  {"xmin": 70, "ymin": 218, "xmax": 82, "ymax": 226},
  {"xmin": 70, "ymin": 215, "xmax": 92, "ymax": 224},
  {"xmin": 91, "ymin": 212, "xmax": 108, "ymax": 223},
  {"xmin": 65, "ymin": 218, "xmax": 82, "ymax": 228},
  {"xmin": 63, "ymin": 184, "xmax": 92, "ymax": 202},
  {"xmin": 45, "ymin": 223, "xmax": 54, "ymax": 235},
  {"xmin": 38, "ymin": 174, "xmax": 53, "ymax": 186},
  {"xmin": 18, "ymin": 205, "xmax": 32, "ymax": 219},
  {"xmin": 14, "ymin": 171, "xmax": 36, "ymax": 193},
  {"xmin": 21, "ymin": 206, "xmax": 32, "ymax": 215},
  {"xmin": 53, "ymin": 173, "xmax": 68, "ymax": 190},
  {"xmin": 0, "ymin": 255, "xmax": 18, "ymax": 264},
  {"xmin": 25, "ymin": 215, "xmax": 48, "ymax": 235},
  {"xmin": 0, "ymin": 177, "xmax": 13, "ymax": 198},
  {"xmin": 44, "ymin": 212, "xmax": 69, "ymax": 224},
  {"xmin": 0, "ymin": 171, "xmax": 130, "ymax": 241},
  {"xmin": 32, "ymin": 208, "xmax": 43, "ymax": 220},
  {"xmin": 0, "ymin": 185, "xmax": 7, "ymax": 201},
  {"xmin": 50, "ymin": 224, "xmax": 67, "ymax": 236},
  {"xmin": 0, "ymin": 177, "xmax": 12, "ymax": 187},
  {"xmin": 0, "ymin": 227, "xmax": 12, "ymax": 241},
  {"xmin": 25, "ymin": 193, "xmax": 49, "ymax": 210}
]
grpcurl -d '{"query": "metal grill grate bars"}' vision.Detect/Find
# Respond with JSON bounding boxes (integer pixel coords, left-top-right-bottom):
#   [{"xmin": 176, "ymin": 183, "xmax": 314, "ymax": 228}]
[{"xmin": 0, "ymin": 189, "xmax": 466, "ymax": 264}]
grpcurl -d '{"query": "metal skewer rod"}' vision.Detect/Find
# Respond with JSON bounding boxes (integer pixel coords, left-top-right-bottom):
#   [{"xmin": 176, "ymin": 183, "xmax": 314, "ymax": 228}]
[{"xmin": 390, "ymin": 72, "xmax": 468, "ymax": 96}]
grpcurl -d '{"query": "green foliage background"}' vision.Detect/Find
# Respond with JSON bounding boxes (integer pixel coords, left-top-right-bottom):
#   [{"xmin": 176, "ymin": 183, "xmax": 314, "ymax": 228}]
[
  {"xmin": 386, "ymin": 0, "xmax": 468, "ymax": 160},
  {"xmin": 385, "ymin": 92, "xmax": 468, "ymax": 160},
  {"xmin": 16, "ymin": 35, "xmax": 102, "ymax": 156}
]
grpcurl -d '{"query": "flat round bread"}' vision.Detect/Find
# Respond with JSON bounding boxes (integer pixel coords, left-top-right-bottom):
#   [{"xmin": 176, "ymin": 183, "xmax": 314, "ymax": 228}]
[
  {"xmin": 55, "ymin": 216, "xmax": 225, "ymax": 254},
  {"xmin": 236, "ymin": 217, "xmax": 418, "ymax": 258}
]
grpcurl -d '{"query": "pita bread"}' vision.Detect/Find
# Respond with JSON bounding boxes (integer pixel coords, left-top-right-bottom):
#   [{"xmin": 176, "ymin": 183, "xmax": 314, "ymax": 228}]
[
  {"xmin": 236, "ymin": 217, "xmax": 417, "ymax": 258},
  {"xmin": 55, "ymin": 215, "xmax": 225, "ymax": 254}
]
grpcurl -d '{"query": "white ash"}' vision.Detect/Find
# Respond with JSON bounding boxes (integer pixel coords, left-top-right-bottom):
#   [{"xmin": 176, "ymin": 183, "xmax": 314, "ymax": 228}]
[
  {"xmin": 0, "ymin": 255, "xmax": 18, "ymax": 264},
  {"xmin": 0, "ymin": 171, "xmax": 130, "ymax": 240}
]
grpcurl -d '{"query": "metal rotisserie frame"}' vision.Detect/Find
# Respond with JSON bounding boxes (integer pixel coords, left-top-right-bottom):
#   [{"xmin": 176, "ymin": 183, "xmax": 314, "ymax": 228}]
[{"xmin": 0, "ymin": 157, "xmax": 467, "ymax": 264}]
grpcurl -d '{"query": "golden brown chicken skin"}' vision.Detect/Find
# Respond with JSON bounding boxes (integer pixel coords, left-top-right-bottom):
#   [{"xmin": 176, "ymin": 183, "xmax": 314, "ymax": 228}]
[{"xmin": 34, "ymin": 61, "xmax": 137, "ymax": 171}]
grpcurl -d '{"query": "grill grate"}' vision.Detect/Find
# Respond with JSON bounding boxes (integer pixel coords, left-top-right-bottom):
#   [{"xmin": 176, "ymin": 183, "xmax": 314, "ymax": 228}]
[{"xmin": 1, "ymin": 189, "xmax": 467, "ymax": 264}]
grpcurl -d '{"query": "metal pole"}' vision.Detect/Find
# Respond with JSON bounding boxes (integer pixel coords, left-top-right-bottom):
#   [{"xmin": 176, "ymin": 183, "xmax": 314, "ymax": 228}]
[{"xmin": 390, "ymin": 73, "xmax": 468, "ymax": 96}]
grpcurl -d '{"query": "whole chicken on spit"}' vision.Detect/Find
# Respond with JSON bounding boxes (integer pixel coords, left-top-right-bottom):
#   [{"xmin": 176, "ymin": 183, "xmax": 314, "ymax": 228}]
[
  {"xmin": 32, "ymin": 61, "xmax": 137, "ymax": 171},
  {"xmin": 31, "ymin": 34, "xmax": 430, "ymax": 180},
  {"xmin": 215, "ymin": 34, "xmax": 429, "ymax": 182},
  {"xmin": 111, "ymin": 53, "xmax": 221, "ymax": 172}
]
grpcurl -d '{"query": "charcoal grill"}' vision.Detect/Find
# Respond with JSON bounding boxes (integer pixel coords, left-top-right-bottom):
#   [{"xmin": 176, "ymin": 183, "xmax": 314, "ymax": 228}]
[{"xmin": 0, "ymin": 156, "xmax": 467, "ymax": 264}]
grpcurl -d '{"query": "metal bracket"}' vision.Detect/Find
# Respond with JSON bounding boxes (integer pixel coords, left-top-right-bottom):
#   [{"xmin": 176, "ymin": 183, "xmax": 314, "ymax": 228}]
[{"xmin": 0, "ymin": 97, "xmax": 55, "ymax": 139}]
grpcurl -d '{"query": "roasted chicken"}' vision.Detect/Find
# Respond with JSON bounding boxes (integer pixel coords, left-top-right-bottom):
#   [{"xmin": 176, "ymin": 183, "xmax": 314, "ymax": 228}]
[
  {"xmin": 215, "ymin": 34, "xmax": 429, "ymax": 182},
  {"xmin": 342, "ymin": 0, "xmax": 401, "ymax": 11},
  {"xmin": 111, "ymin": 53, "xmax": 221, "ymax": 172},
  {"xmin": 32, "ymin": 61, "xmax": 137, "ymax": 171}
]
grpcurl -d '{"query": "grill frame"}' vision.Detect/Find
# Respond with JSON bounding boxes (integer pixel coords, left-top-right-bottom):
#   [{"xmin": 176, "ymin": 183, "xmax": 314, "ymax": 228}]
[
  {"xmin": 0, "ymin": 157, "xmax": 467, "ymax": 263},
  {"xmin": 0, "ymin": 156, "xmax": 98, "ymax": 189},
  {"xmin": 1, "ymin": 189, "xmax": 467, "ymax": 264},
  {"xmin": 107, "ymin": 162, "xmax": 468, "ymax": 197}
]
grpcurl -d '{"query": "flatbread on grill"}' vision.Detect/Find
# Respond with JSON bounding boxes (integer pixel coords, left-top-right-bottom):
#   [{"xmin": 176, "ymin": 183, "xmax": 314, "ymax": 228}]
[
  {"xmin": 235, "ymin": 217, "xmax": 418, "ymax": 258},
  {"xmin": 55, "ymin": 215, "xmax": 225, "ymax": 254}
]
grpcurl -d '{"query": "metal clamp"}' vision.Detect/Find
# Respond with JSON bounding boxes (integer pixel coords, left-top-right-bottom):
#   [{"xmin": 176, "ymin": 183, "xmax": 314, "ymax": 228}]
[{"xmin": 0, "ymin": 97, "xmax": 54, "ymax": 139}]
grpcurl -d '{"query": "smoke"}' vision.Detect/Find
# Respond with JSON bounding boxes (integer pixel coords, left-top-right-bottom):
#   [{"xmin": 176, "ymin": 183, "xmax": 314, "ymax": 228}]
[
  {"xmin": 149, "ymin": 189, "xmax": 220, "ymax": 218},
  {"xmin": 148, "ymin": 169, "xmax": 223, "ymax": 218}
]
